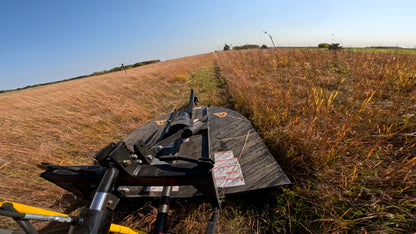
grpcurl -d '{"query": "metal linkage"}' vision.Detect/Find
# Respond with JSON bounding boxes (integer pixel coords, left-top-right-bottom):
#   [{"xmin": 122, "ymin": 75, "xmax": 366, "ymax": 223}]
[
  {"xmin": 90, "ymin": 167, "xmax": 120, "ymax": 211},
  {"xmin": 69, "ymin": 167, "xmax": 120, "ymax": 234},
  {"xmin": 0, "ymin": 202, "xmax": 82, "ymax": 234}
]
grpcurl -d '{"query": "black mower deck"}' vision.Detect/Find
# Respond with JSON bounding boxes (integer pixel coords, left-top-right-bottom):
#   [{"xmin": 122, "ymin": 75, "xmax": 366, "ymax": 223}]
[
  {"xmin": 122, "ymin": 106, "xmax": 291, "ymax": 198},
  {"xmin": 41, "ymin": 105, "xmax": 291, "ymax": 202}
]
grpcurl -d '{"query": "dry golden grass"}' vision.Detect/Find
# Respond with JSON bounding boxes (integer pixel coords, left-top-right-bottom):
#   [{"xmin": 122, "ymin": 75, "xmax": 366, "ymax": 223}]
[
  {"xmin": 216, "ymin": 48, "xmax": 416, "ymax": 232},
  {"xmin": 1, "ymin": 48, "xmax": 415, "ymax": 233},
  {"xmin": 0, "ymin": 52, "xmax": 224, "ymax": 230}
]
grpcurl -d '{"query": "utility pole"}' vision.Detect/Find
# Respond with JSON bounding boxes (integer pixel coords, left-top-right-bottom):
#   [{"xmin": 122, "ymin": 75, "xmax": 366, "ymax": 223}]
[
  {"xmin": 331, "ymin": 33, "xmax": 344, "ymax": 47},
  {"xmin": 263, "ymin": 31, "xmax": 276, "ymax": 48}
]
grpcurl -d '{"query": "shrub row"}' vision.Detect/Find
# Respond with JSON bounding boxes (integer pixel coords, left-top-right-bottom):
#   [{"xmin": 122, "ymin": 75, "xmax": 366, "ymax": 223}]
[{"xmin": 1, "ymin": 60, "xmax": 161, "ymax": 93}]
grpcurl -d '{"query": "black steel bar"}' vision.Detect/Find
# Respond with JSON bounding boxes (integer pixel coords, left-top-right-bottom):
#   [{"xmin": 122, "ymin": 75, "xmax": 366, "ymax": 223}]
[
  {"xmin": 153, "ymin": 186, "xmax": 172, "ymax": 234},
  {"xmin": 70, "ymin": 167, "xmax": 119, "ymax": 234},
  {"xmin": 90, "ymin": 167, "xmax": 119, "ymax": 210},
  {"xmin": 187, "ymin": 89, "xmax": 194, "ymax": 118}
]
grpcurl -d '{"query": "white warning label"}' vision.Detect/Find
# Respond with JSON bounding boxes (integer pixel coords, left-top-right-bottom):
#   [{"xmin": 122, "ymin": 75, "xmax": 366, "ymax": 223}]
[
  {"xmin": 213, "ymin": 151, "xmax": 245, "ymax": 188},
  {"xmin": 147, "ymin": 186, "xmax": 179, "ymax": 192}
]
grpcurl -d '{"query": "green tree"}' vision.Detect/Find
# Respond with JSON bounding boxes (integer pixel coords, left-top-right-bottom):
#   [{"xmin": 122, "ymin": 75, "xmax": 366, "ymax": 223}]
[
  {"xmin": 318, "ymin": 43, "xmax": 330, "ymax": 49},
  {"xmin": 232, "ymin": 44, "xmax": 260, "ymax": 50},
  {"xmin": 329, "ymin": 43, "xmax": 342, "ymax": 50}
]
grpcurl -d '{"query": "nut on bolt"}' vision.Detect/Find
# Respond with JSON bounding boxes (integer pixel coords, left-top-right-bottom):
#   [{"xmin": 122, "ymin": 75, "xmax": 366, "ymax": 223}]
[{"xmin": 123, "ymin": 160, "xmax": 132, "ymax": 166}]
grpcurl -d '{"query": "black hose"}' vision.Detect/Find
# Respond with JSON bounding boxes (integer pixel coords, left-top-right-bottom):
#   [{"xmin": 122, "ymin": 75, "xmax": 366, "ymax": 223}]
[
  {"xmin": 1, "ymin": 203, "xmax": 38, "ymax": 234},
  {"xmin": 152, "ymin": 186, "xmax": 172, "ymax": 234},
  {"xmin": 0, "ymin": 209, "xmax": 25, "ymax": 219},
  {"xmin": 206, "ymin": 208, "xmax": 219, "ymax": 234}
]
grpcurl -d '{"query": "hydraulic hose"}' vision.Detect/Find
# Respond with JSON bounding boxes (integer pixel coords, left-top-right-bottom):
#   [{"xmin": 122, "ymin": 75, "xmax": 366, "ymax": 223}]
[{"xmin": 0, "ymin": 209, "xmax": 25, "ymax": 219}]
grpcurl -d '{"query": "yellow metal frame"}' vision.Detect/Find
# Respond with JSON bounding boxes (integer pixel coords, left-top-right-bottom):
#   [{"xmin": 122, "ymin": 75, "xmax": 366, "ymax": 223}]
[{"xmin": 0, "ymin": 201, "xmax": 146, "ymax": 234}]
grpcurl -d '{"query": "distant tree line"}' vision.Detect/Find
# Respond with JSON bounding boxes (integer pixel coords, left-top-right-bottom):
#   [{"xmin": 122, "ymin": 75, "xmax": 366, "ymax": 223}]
[
  {"xmin": 318, "ymin": 43, "xmax": 342, "ymax": 50},
  {"xmin": 223, "ymin": 44, "xmax": 268, "ymax": 51},
  {"xmin": 366, "ymin": 46, "xmax": 402, "ymax": 49},
  {"xmin": 92, "ymin": 60, "xmax": 160, "ymax": 76},
  {"xmin": 0, "ymin": 59, "xmax": 160, "ymax": 93}
]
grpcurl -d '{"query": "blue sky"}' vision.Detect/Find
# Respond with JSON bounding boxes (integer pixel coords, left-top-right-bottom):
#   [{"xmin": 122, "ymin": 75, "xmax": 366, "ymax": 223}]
[{"xmin": 1, "ymin": 0, "xmax": 415, "ymax": 90}]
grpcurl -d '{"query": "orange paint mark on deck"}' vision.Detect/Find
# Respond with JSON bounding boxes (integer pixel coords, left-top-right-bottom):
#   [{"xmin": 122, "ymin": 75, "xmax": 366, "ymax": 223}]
[
  {"xmin": 155, "ymin": 120, "xmax": 167, "ymax": 125},
  {"xmin": 213, "ymin": 112, "xmax": 227, "ymax": 117}
]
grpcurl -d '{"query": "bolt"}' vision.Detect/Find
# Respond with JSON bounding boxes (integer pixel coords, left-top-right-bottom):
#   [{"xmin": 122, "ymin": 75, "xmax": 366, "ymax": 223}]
[
  {"xmin": 146, "ymin": 155, "xmax": 153, "ymax": 161},
  {"xmin": 131, "ymin": 154, "xmax": 138, "ymax": 159},
  {"xmin": 123, "ymin": 160, "xmax": 132, "ymax": 166},
  {"xmin": 118, "ymin": 187, "xmax": 130, "ymax": 193},
  {"xmin": 107, "ymin": 200, "xmax": 113, "ymax": 207}
]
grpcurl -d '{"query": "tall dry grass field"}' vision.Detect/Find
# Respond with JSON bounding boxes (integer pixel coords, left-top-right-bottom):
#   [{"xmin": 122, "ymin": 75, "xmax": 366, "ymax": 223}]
[
  {"xmin": 216, "ymin": 49, "xmax": 416, "ymax": 232},
  {"xmin": 1, "ymin": 48, "xmax": 415, "ymax": 233}
]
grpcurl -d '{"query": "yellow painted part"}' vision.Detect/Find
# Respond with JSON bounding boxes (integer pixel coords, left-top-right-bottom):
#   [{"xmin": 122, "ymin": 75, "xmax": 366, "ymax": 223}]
[
  {"xmin": 0, "ymin": 201, "xmax": 67, "ymax": 216},
  {"xmin": 109, "ymin": 224, "xmax": 146, "ymax": 234},
  {"xmin": 1, "ymin": 201, "xmax": 146, "ymax": 234}
]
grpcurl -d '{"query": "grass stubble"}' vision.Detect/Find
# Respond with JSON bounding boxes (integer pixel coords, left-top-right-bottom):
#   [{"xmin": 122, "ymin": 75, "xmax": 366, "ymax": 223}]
[{"xmin": 0, "ymin": 48, "xmax": 415, "ymax": 233}]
